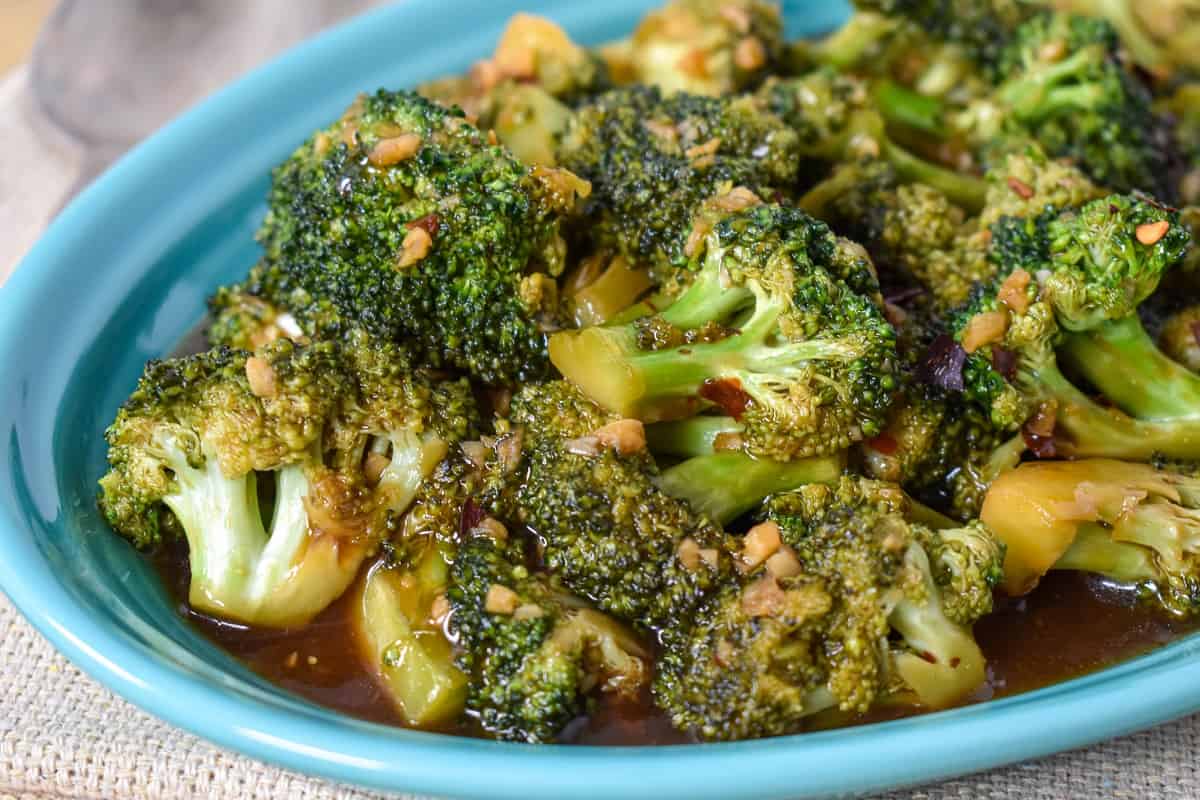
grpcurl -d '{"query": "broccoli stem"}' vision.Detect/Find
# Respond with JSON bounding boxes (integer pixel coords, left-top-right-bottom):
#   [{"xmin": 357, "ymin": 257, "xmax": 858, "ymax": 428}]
[
  {"xmin": 873, "ymin": 80, "xmax": 945, "ymax": 136},
  {"xmin": 884, "ymin": 142, "xmax": 987, "ymax": 212},
  {"xmin": 1053, "ymin": 523, "xmax": 1157, "ymax": 583},
  {"xmin": 656, "ymin": 451, "xmax": 845, "ymax": 524},
  {"xmin": 165, "ymin": 457, "xmax": 349, "ymax": 627},
  {"xmin": 646, "ymin": 416, "xmax": 743, "ymax": 457},
  {"xmin": 353, "ymin": 554, "xmax": 467, "ymax": 727},
  {"xmin": 551, "ymin": 293, "xmax": 858, "ymax": 421},
  {"xmin": 998, "ymin": 47, "xmax": 1103, "ymax": 113},
  {"xmin": 1059, "ymin": 315, "xmax": 1200, "ymax": 421},
  {"xmin": 568, "ymin": 257, "xmax": 655, "ymax": 326},
  {"xmin": 163, "ymin": 453, "xmax": 266, "ymax": 615},
  {"xmin": 887, "ymin": 543, "xmax": 986, "ymax": 708},
  {"xmin": 658, "ymin": 267, "xmax": 754, "ymax": 330},
  {"xmin": 804, "ymin": 11, "xmax": 899, "ymax": 70},
  {"xmin": 376, "ymin": 430, "xmax": 449, "ymax": 514},
  {"xmin": 1019, "ymin": 358, "xmax": 1200, "ymax": 460}
]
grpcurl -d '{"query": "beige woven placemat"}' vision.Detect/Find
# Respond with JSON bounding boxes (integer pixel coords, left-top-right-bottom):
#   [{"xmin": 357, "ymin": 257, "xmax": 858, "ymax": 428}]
[{"xmin": 2, "ymin": 50, "xmax": 1200, "ymax": 800}]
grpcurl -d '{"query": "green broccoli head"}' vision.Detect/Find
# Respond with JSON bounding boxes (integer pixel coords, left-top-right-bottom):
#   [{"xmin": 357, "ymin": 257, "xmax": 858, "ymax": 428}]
[
  {"xmin": 978, "ymin": 146, "xmax": 1104, "ymax": 229},
  {"xmin": 555, "ymin": 85, "xmax": 801, "ymax": 284},
  {"xmin": 770, "ymin": 478, "xmax": 1001, "ymax": 705},
  {"xmin": 656, "ymin": 476, "xmax": 1001, "ymax": 740},
  {"xmin": 447, "ymin": 533, "xmax": 650, "ymax": 742},
  {"xmin": 946, "ymin": 190, "xmax": 1191, "ymax": 440},
  {"xmin": 1040, "ymin": 0, "xmax": 1200, "ymax": 76},
  {"xmin": 852, "ymin": 0, "xmax": 1027, "ymax": 65},
  {"xmin": 967, "ymin": 13, "xmax": 1175, "ymax": 197},
  {"xmin": 97, "ymin": 337, "xmax": 477, "ymax": 628},
  {"xmin": 506, "ymin": 399, "xmax": 737, "ymax": 634},
  {"xmin": 245, "ymin": 89, "xmax": 590, "ymax": 384},
  {"xmin": 760, "ymin": 70, "xmax": 990, "ymax": 211},
  {"xmin": 1041, "ymin": 194, "xmax": 1189, "ymax": 331},
  {"xmin": 550, "ymin": 203, "xmax": 900, "ymax": 461},
  {"xmin": 653, "ymin": 577, "xmax": 843, "ymax": 741}
]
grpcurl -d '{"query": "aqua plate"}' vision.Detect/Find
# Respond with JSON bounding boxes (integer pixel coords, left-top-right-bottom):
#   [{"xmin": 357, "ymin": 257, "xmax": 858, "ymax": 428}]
[{"xmin": 2, "ymin": 1, "xmax": 1199, "ymax": 798}]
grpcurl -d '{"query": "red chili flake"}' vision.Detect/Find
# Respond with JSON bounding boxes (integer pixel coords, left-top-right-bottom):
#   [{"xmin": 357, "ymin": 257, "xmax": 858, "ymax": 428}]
[
  {"xmin": 699, "ymin": 377, "xmax": 752, "ymax": 419},
  {"xmin": 406, "ymin": 213, "xmax": 440, "ymax": 236},
  {"xmin": 991, "ymin": 346, "xmax": 1017, "ymax": 380},
  {"xmin": 867, "ymin": 433, "xmax": 898, "ymax": 455},
  {"xmin": 1190, "ymin": 321, "xmax": 1200, "ymax": 348},
  {"xmin": 460, "ymin": 498, "xmax": 486, "ymax": 536},
  {"xmin": 949, "ymin": 657, "xmax": 961, "ymax": 668},
  {"xmin": 918, "ymin": 651, "xmax": 938, "ymax": 664},
  {"xmin": 1007, "ymin": 176, "xmax": 1034, "ymax": 199}
]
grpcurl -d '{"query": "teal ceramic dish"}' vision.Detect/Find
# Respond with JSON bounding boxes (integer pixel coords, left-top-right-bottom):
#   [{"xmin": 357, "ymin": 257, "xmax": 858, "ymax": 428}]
[{"xmin": 3, "ymin": 1, "xmax": 1200, "ymax": 798}]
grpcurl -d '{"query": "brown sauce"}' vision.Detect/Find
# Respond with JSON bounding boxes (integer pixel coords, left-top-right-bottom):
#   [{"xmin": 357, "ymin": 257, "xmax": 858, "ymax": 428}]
[{"xmin": 154, "ymin": 540, "xmax": 1199, "ymax": 745}]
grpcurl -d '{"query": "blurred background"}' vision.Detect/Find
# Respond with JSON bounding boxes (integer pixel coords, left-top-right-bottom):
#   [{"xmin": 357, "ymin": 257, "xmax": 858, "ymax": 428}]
[
  {"xmin": 0, "ymin": 0, "xmax": 387, "ymax": 280},
  {"xmin": 0, "ymin": 0, "xmax": 52, "ymax": 74}
]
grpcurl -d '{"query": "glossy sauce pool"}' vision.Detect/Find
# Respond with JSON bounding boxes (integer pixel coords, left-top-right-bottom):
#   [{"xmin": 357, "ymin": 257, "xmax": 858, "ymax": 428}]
[{"xmin": 154, "ymin": 541, "xmax": 1199, "ymax": 745}]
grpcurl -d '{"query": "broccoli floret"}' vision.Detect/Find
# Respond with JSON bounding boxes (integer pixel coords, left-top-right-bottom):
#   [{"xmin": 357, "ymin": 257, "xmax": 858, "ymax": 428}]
[
  {"xmin": 550, "ymin": 204, "xmax": 900, "ymax": 461},
  {"xmin": 771, "ymin": 479, "xmax": 1001, "ymax": 703},
  {"xmin": 205, "ymin": 287, "xmax": 307, "ymax": 351},
  {"xmin": 654, "ymin": 477, "xmax": 1003, "ymax": 740},
  {"xmin": 853, "ymin": 0, "xmax": 1027, "ymax": 66},
  {"xmin": 874, "ymin": 13, "xmax": 1176, "ymax": 198},
  {"xmin": 757, "ymin": 70, "xmax": 990, "ymax": 211},
  {"xmin": 555, "ymin": 86, "xmax": 801, "ymax": 285},
  {"xmin": 501, "ymin": 384, "xmax": 738, "ymax": 635},
  {"xmin": 800, "ymin": 149, "xmax": 1105, "ymax": 310},
  {"xmin": 234, "ymin": 89, "xmax": 590, "ymax": 385},
  {"xmin": 1038, "ymin": 0, "xmax": 1200, "ymax": 76},
  {"xmin": 982, "ymin": 459, "xmax": 1200, "ymax": 616},
  {"xmin": 447, "ymin": 533, "xmax": 650, "ymax": 742},
  {"xmin": 624, "ymin": 0, "xmax": 784, "ymax": 96},
  {"xmin": 949, "ymin": 192, "xmax": 1197, "ymax": 458},
  {"xmin": 97, "ymin": 338, "xmax": 477, "ymax": 628}
]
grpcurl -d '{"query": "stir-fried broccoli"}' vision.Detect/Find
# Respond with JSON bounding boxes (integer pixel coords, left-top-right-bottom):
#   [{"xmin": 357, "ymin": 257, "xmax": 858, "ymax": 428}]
[
  {"xmin": 499, "ymin": 382, "xmax": 738, "ymax": 634},
  {"xmin": 621, "ymin": 0, "xmax": 785, "ymax": 96},
  {"xmin": 100, "ymin": 0, "xmax": 1200, "ymax": 748},
  {"xmin": 757, "ymin": 69, "xmax": 991, "ymax": 210},
  {"xmin": 874, "ymin": 13, "xmax": 1176, "ymax": 198},
  {"xmin": 447, "ymin": 532, "xmax": 650, "ymax": 742},
  {"xmin": 556, "ymin": 86, "xmax": 800, "ymax": 287},
  {"xmin": 1047, "ymin": 0, "xmax": 1200, "ymax": 76},
  {"xmin": 852, "ymin": 0, "xmax": 1027, "ymax": 67},
  {"xmin": 220, "ymin": 89, "xmax": 590, "ymax": 385},
  {"xmin": 98, "ymin": 338, "xmax": 477, "ymax": 627},
  {"xmin": 550, "ymin": 204, "xmax": 899, "ymax": 460},
  {"xmin": 798, "ymin": 148, "xmax": 1105, "ymax": 310},
  {"xmin": 655, "ymin": 477, "xmax": 1003, "ymax": 740},
  {"xmin": 948, "ymin": 191, "xmax": 1196, "ymax": 459},
  {"xmin": 352, "ymin": 545, "xmax": 467, "ymax": 728},
  {"xmin": 983, "ymin": 459, "xmax": 1200, "ymax": 616}
]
